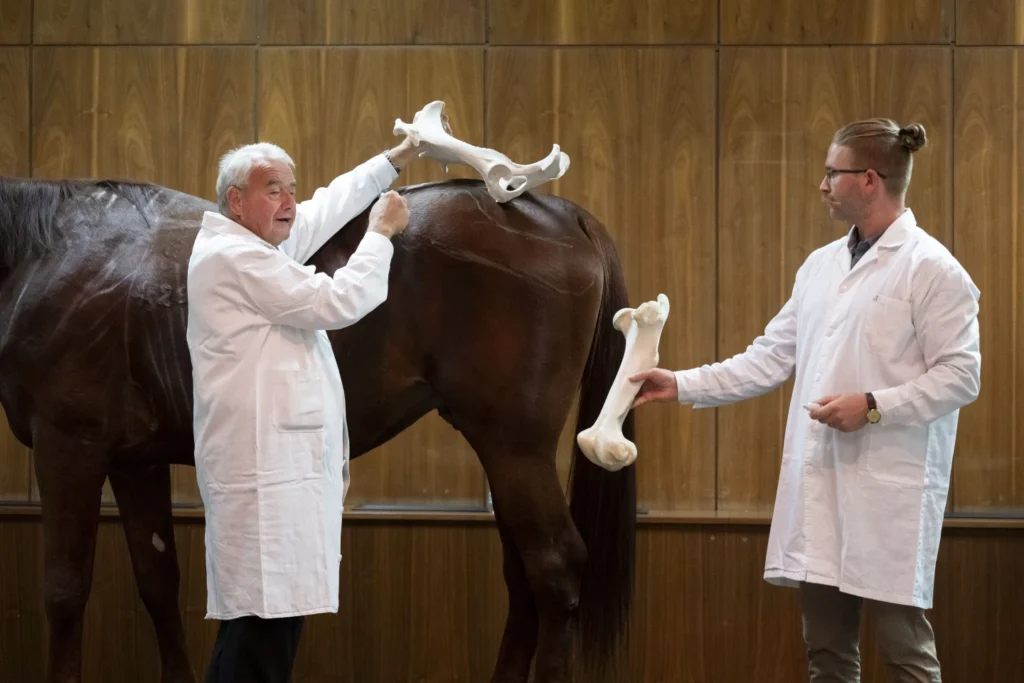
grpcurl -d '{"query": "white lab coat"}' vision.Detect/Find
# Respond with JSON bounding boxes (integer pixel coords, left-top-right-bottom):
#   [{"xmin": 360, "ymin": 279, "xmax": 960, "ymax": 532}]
[
  {"xmin": 186, "ymin": 155, "xmax": 397, "ymax": 619},
  {"xmin": 675, "ymin": 209, "xmax": 981, "ymax": 608}
]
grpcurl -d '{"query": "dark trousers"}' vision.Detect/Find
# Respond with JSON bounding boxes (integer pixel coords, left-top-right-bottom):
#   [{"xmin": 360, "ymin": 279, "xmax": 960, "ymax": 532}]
[{"xmin": 204, "ymin": 615, "xmax": 305, "ymax": 683}]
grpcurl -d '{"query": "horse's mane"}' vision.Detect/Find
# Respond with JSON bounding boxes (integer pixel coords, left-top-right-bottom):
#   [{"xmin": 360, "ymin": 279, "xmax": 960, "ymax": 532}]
[{"xmin": 0, "ymin": 177, "xmax": 164, "ymax": 268}]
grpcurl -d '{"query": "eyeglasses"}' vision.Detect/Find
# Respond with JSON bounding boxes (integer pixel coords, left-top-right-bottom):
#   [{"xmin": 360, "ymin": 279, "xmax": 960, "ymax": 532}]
[{"xmin": 823, "ymin": 168, "xmax": 887, "ymax": 184}]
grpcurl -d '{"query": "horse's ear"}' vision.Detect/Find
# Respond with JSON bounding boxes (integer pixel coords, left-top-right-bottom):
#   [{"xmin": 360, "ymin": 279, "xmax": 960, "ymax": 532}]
[{"xmin": 611, "ymin": 307, "xmax": 634, "ymax": 334}]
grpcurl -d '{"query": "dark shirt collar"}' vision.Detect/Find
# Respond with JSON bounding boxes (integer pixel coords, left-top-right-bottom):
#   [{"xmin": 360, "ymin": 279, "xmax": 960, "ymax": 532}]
[{"xmin": 847, "ymin": 225, "xmax": 885, "ymax": 268}]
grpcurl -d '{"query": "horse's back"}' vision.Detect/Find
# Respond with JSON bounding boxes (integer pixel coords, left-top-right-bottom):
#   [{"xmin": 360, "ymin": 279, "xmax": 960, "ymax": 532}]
[
  {"xmin": 0, "ymin": 178, "xmax": 207, "ymax": 449},
  {"xmin": 398, "ymin": 179, "xmax": 606, "ymax": 294}
]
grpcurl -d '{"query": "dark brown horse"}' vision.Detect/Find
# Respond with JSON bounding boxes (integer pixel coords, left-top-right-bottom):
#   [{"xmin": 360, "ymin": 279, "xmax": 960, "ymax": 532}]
[{"xmin": 0, "ymin": 175, "xmax": 636, "ymax": 683}]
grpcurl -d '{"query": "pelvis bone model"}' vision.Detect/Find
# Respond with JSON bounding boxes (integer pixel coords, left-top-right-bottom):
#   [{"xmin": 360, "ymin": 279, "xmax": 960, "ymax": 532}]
[
  {"xmin": 394, "ymin": 101, "xmax": 570, "ymax": 203},
  {"xmin": 577, "ymin": 294, "xmax": 671, "ymax": 472}
]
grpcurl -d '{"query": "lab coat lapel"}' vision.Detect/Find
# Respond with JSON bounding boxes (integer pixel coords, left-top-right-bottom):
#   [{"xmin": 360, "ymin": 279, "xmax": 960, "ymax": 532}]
[{"xmin": 834, "ymin": 209, "xmax": 916, "ymax": 282}]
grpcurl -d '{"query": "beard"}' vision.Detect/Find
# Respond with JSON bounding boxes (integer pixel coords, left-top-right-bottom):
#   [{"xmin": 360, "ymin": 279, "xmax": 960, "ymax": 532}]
[{"xmin": 825, "ymin": 197, "xmax": 863, "ymax": 225}]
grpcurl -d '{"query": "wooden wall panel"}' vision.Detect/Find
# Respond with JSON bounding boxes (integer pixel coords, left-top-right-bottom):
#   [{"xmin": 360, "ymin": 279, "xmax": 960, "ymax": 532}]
[
  {"xmin": 716, "ymin": 49, "xmax": 790, "ymax": 514},
  {"xmin": 702, "ymin": 529, "xmax": 806, "ymax": 680},
  {"xmin": 169, "ymin": 468, "xmax": 201, "ymax": 507},
  {"xmin": 951, "ymin": 49, "xmax": 1024, "ymax": 512},
  {"xmin": 930, "ymin": 529, "xmax": 1024, "ymax": 680},
  {"xmin": 0, "ymin": 0, "xmax": 30, "ymax": 44},
  {"xmin": 721, "ymin": 0, "xmax": 953, "ymax": 44},
  {"xmin": 297, "ymin": 524, "xmax": 506, "ymax": 682},
  {"xmin": 486, "ymin": 48, "xmax": 718, "ymax": 512},
  {"xmin": 31, "ymin": 47, "xmax": 95, "ymax": 177},
  {"xmin": 0, "ymin": 410, "xmax": 31, "ymax": 502},
  {"xmin": 0, "ymin": 520, "xmax": 45, "ymax": 683},
  {"xmin": 257, "ymin": 47, "xmax": 483, "ymax": 189},
  {"xmin": 261, "ymin": 0, "xmax": 485, "ymax": 45},
  {"xmin": 1, "ymin": 517, "xmax": 1021, "ymax": 682},
  {"xmin": 718, "ymin": 47, "xmax": 952, "ymax": 512},
  {"xmin": 628, "ymin": 527, "xmax": 709, "ymax": 681},
  {"xmin": 0, "ymin": 47, "xmax": 28, "ymax": 176},
  {"xmin": 33, "ymin": 0, "xmax": 256, "ymax": 44},
  {"xmin": 488, "ymin": 0, "xmax": 716, "ymax": 45},
  {"xmin": 32, "ymin": 46, "xmax": 255, "ymax": 196},
  {"xmin": 957, "ymin": 0, "xmax": 1024, "ymax": 45},
  {"xmin": 258, "ymin": 47, "xmax": 488, "ymax": 508}
]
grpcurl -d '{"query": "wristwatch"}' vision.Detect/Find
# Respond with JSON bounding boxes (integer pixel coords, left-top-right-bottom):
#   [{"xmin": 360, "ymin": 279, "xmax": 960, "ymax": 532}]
[{"xmin": 865, "ymin": 392, "xmax": 881, "ymax": 424}]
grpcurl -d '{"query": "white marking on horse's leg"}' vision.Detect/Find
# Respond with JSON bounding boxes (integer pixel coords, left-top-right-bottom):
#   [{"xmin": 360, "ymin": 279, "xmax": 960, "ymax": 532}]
[{"xmin": 151, "ymin": 533, "xmax": 166, "ymax": 553}]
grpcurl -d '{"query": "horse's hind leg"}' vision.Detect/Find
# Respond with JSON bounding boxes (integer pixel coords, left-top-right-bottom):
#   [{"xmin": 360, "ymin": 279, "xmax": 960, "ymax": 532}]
[
  {"xmin": 110, "ymin": 465, "xmax": 195, "ymax": 683},
  {"xmin": 489, "ymin": 518, "xmax": 539, "ymax": 683},
  {"xmin": 467, "ymin": 430, "xmax": 586, "ymax": 683},
  {"xmin": 32, "ymin": 424, "xmax": 109, "ymax": 683}
]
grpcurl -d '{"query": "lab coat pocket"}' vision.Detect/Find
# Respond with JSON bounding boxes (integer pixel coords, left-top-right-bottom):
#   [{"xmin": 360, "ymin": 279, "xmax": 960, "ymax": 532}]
[
  {"xmin": 862, "ymin": 425, "xmax": 927, "ymax": 486},
  {"xmin": 268, "ymin": 370, "xmax": 325, "ymax": 478},
  {"xmin": 271, "ymin": 370, "xmax": 325, "ymax": 433},
  {"xmin": 865, "ymin": 295, "xmax": 915, "ymax": 358},
  {"xmin": 844, "ymin": 474, "xmax": 921, "ymax": 593}
]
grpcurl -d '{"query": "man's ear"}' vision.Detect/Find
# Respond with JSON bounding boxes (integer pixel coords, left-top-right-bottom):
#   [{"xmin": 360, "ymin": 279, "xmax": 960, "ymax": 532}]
[{"xmin": 227, "ymin": 185, "xmax": 244, "ymax": 217}]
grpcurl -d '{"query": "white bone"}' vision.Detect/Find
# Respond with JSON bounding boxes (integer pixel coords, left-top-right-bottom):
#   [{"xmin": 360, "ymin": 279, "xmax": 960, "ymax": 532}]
[
  {"xmin": 576, "ymin": 294, "xmax": 670, "ymax": 472},
  {"xmin": 394, "ymin": 101, "xmax": 570, "ymax": 203}
]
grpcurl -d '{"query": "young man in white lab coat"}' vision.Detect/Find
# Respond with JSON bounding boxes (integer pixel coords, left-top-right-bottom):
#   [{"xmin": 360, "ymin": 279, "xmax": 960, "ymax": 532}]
[
  {"xmin": 630, "ymin": 119, "xmax": 981, "ymax": 682},
  {"xmin": 186, "ymin": 131, "xmax": 423, "ymax": 681}
]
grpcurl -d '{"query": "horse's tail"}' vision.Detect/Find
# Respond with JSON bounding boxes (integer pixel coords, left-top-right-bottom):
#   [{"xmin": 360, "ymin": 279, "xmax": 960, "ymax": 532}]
[{"xmin": 569, "ymin": 210, "xmax": 636, "ymax": 680}]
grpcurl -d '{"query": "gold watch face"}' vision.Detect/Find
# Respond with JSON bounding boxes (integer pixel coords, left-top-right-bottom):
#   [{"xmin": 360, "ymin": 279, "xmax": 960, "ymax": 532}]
[{"xmin": 867, "ymin": 408, "xmax": 881, "ymax": 423}]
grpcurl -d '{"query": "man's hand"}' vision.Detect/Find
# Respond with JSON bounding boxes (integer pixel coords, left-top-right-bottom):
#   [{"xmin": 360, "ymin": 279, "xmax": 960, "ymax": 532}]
[
  {"xmin": 807, "ymin": 393, "xmax": 869, "ymax": 432},
  {"xmin": 388, "ymin": 111, "xmax": 454, "ymax": 169},
  {"xmin": 368, "ymin": 191, "xmax": 409, "ymax": 240},
  {"xmin": 387, "ymin": 135, "xmax": 420, "ymax": 170},
  {"xmin": 628, "ymin": 368, "xmax": 679, "ymax": 408}
]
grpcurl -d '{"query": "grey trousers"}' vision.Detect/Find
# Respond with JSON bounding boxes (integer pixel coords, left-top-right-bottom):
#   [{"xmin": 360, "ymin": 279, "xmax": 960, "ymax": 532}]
[{"xmin": 800, "ymin": 582, "xmax": 941, "ymax": 683}]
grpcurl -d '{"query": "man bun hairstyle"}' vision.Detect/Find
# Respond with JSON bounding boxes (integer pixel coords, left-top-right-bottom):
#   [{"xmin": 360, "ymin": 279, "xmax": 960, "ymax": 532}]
[
  {"xmin": 898, "ymin": 123, "xmax": 927, "ymax": 153},
  {"xmin": 832, "ymin": 118, "xmax": 927, "ymax": 196}
]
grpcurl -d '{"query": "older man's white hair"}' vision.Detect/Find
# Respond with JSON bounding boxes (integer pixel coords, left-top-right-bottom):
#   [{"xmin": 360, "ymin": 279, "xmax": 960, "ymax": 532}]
[{"xmin": 216, "ymin": 142, "xmax": 296, "ymax": 215}]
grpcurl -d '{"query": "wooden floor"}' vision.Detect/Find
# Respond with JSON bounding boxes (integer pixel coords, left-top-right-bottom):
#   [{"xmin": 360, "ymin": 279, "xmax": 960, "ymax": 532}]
[{"xmin": 1, "ymin": 513, "xmax": 1022, "ymax": 683}]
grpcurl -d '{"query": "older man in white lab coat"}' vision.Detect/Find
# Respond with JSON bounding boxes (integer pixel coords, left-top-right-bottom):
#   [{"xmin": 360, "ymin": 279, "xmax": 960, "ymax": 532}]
[
  {"xmin": 631, "ymin": 119, "xmax": 980, "ymax": 683},
  {"xmin": 186, "ymin": 129, "xmax": 423, "ymax": 682}
]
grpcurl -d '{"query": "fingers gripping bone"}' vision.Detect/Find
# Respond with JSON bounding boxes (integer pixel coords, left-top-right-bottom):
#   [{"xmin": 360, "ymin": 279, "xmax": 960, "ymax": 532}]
[
  {"xmin": 576, "ymin": 294, "xmax": 670, "ymax": 471},
  {"xmin": 394, "ymin": 101, "xmax": 570, "ymax": 203}
]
